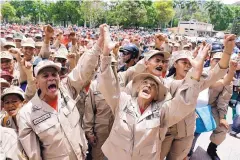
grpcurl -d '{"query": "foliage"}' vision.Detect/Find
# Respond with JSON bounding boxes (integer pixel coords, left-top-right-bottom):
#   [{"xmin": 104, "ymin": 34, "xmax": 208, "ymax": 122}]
[{"xmin": 0, "ymin": 0, "xmax": 239, "ymax": 30}]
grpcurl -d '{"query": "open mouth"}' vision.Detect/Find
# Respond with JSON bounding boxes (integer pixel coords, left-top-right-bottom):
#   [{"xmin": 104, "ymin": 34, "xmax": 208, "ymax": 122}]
[
  {"xmin": 142, "ymin": 87, "xmax": 150, "ymax": 95},
  {"xmin": 8, "ymin": 108, "xmax": 16, "ymax": 114},
  {"xmin": 48, "ymin": 84, "xmax": 57, "ymax": 92},
  {"xmin": 155, "ymin": 66, "xmax": 162, "ymax": 71}
]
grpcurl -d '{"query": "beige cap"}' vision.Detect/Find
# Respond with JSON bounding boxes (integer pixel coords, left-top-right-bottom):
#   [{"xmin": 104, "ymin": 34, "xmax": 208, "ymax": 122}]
[
  {"xmin": 183, "ymin": 44, "xmax": 191, "ymax": 49},
  {"xmin": 132, "ymin": 73, "xmax": 167, "ymax": 102},
  {"xmin": 5, "ymin": 34, "xmax": 13, "ymax": 39},
  {"xmin": 170, "ymin": 50, "xmax": 192, "ymax": 67},
  {"xmin": 212, "ymin": 52, "xmax": 222, "ymax": 59},
  {"xmin": 34, "ymin": 60, "xmax": 61, "ymax": 76},
  {"xmin": 21, "ymin": 38, "xmax": 35, "ymax": 48},
  {"xmin": 1, "ymin": 86, "xmax": 25, "ymax": 101},
  {"xmin": 0, "ymin": 78, "xmax": 10, "ymax": 86},
  {"xmin": 54, "ymin": 47, "xmax": 68, "ymax": 59},
  {"xmin": 0, "ymin": 51, "xmax": 13, "ymax": 60},
  {"xmin": 35, "ymin": 42, "xmax": 43, "ymax": 47},
  {"xmin": 144, "ymin": 50, "xmax": 171, "ymax": 61},
  {"xmin": 173, "ymin": 42, "xmax": 180, "ymax": 47},
  {"xmin": 3, "ymin": 41, "xmax": 16, "ymax": 48}
]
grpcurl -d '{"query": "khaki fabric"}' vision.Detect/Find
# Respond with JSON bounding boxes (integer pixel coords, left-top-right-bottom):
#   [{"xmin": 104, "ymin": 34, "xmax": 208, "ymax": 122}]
[
  {"xmin": 97, "ymin": 56, "xmax": 206, "ymax": 160},
  {"xmin": 17, "ymin": 44, "xmax": 102, "ymax": 160}
]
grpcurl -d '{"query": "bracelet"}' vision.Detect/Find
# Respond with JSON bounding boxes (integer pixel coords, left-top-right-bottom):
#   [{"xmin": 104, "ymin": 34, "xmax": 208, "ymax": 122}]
[{"xmin": 190, "ymin": 76, "xmax": 200, "ymax": 82}]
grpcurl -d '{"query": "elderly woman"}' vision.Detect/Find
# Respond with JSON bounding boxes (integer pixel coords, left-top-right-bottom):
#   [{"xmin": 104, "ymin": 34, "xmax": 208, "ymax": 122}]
[{"xmin": 94, "ymin": 26, "xmax": 230, "ymax": 160}]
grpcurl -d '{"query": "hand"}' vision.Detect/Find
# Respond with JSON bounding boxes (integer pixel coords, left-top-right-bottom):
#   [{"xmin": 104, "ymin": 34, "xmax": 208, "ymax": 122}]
[
  {"xmin": 220, "ymin": 118, "xmax": 229, "ymax": 130},
  {"xmin": 20, "ymin": 58, "xmax": 33, "ymax": 76},
  {"xmin": 190, "ymin": 43, "xmax": 211, "ymax": 80},
  {"xmin": 57, "ymin": 32, "xmax": 63, "ymax": 41},
  {"xmin": 67, "ymin": 53, "xmax": 76, "ymax": 62},
  {"xmin": 229, "ymin": 60, "xmax": 238, "ymax": 72},
  {"xmin": 88, "ymin": 135, "xmax": 97, "ymax": 147},
  {"xmin": 43, "ymin": 25, "xmax": 54, "ymax": 39},
  {"xmin": 103, "ymin": 25, "xmax": 116, "ymax": 56},
  {"xmin": 96, "ymin": 24, "xmax": 106, "ymax": 50},
  {"xmin": 8, "ymin": 48, "xmax": 22, "ymax": 62},
  {"xmin": 223, "ymin": 34, "xmax": 236, "ymax": 55},
  {"xmin": 112, "ymin": 42, "xmax": 120, "ymax": 56}
]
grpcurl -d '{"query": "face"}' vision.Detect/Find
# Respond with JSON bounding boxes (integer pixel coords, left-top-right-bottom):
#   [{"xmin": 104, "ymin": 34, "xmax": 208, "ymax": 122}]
[
  {"xmin": 236, "ymin": 42, "xmax": 240, "ymax": 48},
  {"xmin": 162, "ymin": 59, "xmax": 169, "ymax": 73},
  {"xmin": 35, "ymin": 46, "xmax": 41, "ymax": 56},
  {"xmin": 22, "ymin": 46, "xmax": 35, "ymax": 61},
  {"xmin": 120, "ymin": 51, "xmax": 132, "ymax": 63},
  {"xmin": 0, "ymin": 58, "xmax": 14, "ymax": 74},
  {"xmin": 173, "ymin": 46, "xmax": 179, "ymax": 52},
  {"xmin": 36, "ymin": 67, "xmax": 60, "ymax": 99},
  {"xmin": 174, "ymin": 58, "xmax": 192, "ymax": 79},
  {"xmin": 3, "ymin": 94, "xmax": 23, "ymax": 116},
  {"xmin": 138, "ymin": 78, "xmax": 157, "ymax": 101},
  {"xmin": 146, "ymin": 54, "xmax": 165, "ymax": 77},
  {"xmin": 54, "ymin": 58, "xmax": 67, "ymax": 67},
  {"xmin": 210, "ymin": 58, "xmax": 220, "ymax": 68},
  {"xmin": 15, "ymin": 39, "xmax": 21, "ymax": 48},
  {"xmin": 4, "ymin": 45, "xmax": 14, "ymax": 51}
]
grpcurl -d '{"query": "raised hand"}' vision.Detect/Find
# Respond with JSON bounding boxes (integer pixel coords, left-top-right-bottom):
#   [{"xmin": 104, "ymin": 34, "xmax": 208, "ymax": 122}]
[
  {"xmin": 20, "ymin": 58, "xmax": 33, "ymax": 77},
  {"xmin": 190, "ymin": 43, "xmax": 211, "ymax": 80},
  {"xmin": 103, "ymin": 25, "xmax": 116, "ymax": 56},
  {"xmin": 229, "ymin": 60, "xmax": 238, "ymax": 72},
  {"xmin": 8, "ymin": 48, "xmax": 22, "ymax": 62},
  {"xmin": 223, "ymin": 34, "xmax": 236, "ymax": 54},
  {"xmin": 43, "ymin": 24, "xmax": 54, "ymax": 39}
]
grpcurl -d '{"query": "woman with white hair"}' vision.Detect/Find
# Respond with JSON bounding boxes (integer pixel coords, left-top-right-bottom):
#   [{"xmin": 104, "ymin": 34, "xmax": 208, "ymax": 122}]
[{"xmin": 95, "ymin": 26, "xmax": 233, "ymax": 160}]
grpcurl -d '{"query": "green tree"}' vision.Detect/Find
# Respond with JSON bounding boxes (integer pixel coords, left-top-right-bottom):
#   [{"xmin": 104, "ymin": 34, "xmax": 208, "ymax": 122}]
[
  {"xmin": 1, "ymin": 2, "xmax": 16, "ymax": 23},
  {"xmin": 205, "ymin": 1, "xmax": 234, "ymax": 31},
  {"xmin": 153, "ymin": 0, "xmax": 175, "ymax": 28}
]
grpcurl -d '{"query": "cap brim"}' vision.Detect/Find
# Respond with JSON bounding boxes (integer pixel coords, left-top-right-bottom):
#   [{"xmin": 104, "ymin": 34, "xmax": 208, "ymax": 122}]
[
  {"xmin": 36, "ymin": 63, "xmax": 61, "ymax": 76},
  {"xmin": 132, "ymin": 73, "xmax": 167, "ymax": 102},
  {"xmin": 21, "ymin": 43, "xmax": 35, "ymax": 48},
  {"xmin": 146, "ymin": 51, "xmax": 171, "ymax": 60},
  {"xmin": 1, "ymin": 91, "xmax": 25, "ymax": 101}
]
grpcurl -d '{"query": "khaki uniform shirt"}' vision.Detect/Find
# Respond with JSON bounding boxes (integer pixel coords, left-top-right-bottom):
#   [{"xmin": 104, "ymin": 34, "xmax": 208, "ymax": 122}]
[
  {"xmin": 83, "ymin": 80, "xmax": 114, "ymax": 137},
  {"xmin": 209, "ymin": 83, "xmax": 233, "ymax": 119},
  {"xmin": 97, "ymin": 56, "xmax": 205, "ymax": 160},
  {"xmin": 17, "ymin": 44, "xmax": 102, "ymax": 160}
]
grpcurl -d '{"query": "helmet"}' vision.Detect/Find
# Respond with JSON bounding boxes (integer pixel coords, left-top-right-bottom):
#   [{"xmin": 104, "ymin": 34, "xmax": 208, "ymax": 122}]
[
  {"xmin": 119, "ymin": 43, "xmax": 139, "ymax": 59},
  {"xmin": 211, "ymin": 43, "xmax": 223, "ymax": 53}
]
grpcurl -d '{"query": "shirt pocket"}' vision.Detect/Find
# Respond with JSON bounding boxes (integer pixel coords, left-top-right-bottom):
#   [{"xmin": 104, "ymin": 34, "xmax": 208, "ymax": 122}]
[
  {"xmin": 33, "ymin": 113, "xmax": 58, "ymax": 134},
  {"xmin": 113, "ymin": 113, "xmax": 133, "ymax": 141}
]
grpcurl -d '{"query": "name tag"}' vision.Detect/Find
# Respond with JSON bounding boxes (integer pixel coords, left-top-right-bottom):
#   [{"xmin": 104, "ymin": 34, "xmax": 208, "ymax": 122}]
[{"xmin": 33, "ymin": 113, "xmax": 51, "ymax": 125}]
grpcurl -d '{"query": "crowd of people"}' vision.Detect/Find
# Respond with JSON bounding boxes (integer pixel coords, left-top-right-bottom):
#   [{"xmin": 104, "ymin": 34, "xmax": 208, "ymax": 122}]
[{"xmin": 0, "ymin": 22, "xmax": 240, "ymax": 160}]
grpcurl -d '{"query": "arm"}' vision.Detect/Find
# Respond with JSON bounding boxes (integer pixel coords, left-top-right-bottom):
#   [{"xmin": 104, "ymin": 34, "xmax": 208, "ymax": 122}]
[
  {"xmin": 98, "ymin": 56, "xmax": 120, "ymax": 115},
  {"xmin": 83, "ymin": 86, "xmax": 95, "ymax": 138},
  {"xmin": 39, "ymin": 25, "xmax": 54, "ymax": 59},
  {"xmin": 162, "ymin": 74, "xmax": 203, "ymax": 127},
  {"xmin": 118, "ymin": 58, "xmax": 146, "ymax": 88},
  {"xmin": 17, "ymin": 113, "xmax": 42, "ymax": 160},
  {"xmin": 67, "ymin": 42, "xmax": 102, "ymax": 95},
  {"xmin": 216, "ymin": 84, "xmax": 233, "ymax": 119}
]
